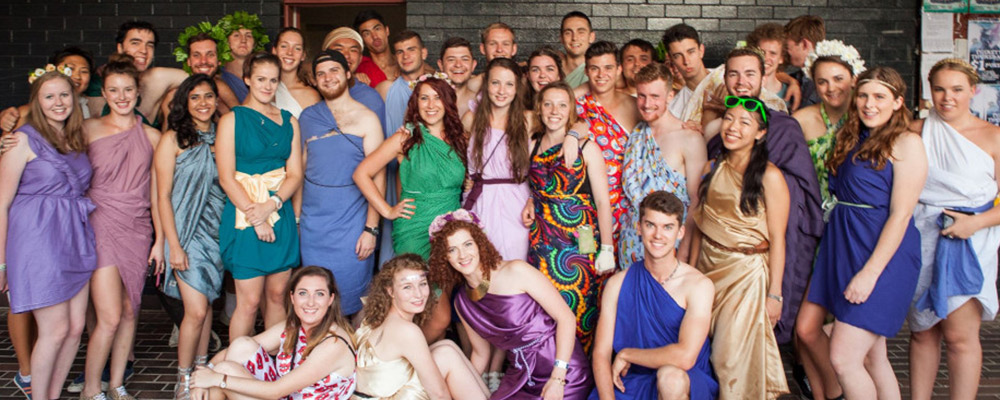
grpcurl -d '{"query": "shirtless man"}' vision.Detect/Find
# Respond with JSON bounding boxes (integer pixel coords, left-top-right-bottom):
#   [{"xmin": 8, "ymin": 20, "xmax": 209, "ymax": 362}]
[
  {"xmin": 618, "ymin": 63, "xmax": 706, "ymax": 267},
  {"xmin": 561, "ymin": 11, "xmax": 596, "ymax": 88},
  {"xmin": 354, "ymin": 10, "xmax": 399, "ymax": 88},
  {"xmin": 159, "ymin": 32, "xmax": 241, "ymax": 129},
  {"xmin": 592, "ymin": 191, "xmax": 718, "ymax": 399},
  {"xmin": 574, "ymin": 41, "xmax": 640, "ymax": 243},
  {"xmin": 437, "ymin": 37, "xmax": 478, "ymax": 117}
]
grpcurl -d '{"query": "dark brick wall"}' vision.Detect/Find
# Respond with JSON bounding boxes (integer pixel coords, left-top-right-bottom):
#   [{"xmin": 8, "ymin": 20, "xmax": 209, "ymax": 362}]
[
  {"xmin": 407, "ymin": 0, "xmax": 921, "ymax": 103},
  {"xmin": 1, "ymin": 0, "xmax": 920, "ymax": 108},
  {"xmin": 0, "ymin": 0, "xmax": 281, "ymax": 108}
]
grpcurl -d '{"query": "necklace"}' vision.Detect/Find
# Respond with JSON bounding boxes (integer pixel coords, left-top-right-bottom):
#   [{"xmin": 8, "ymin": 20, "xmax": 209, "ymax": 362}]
[
  {"xmin": 468, "ymin": 279, "xmax": 491, "ymax": 302},
  {"xmin": 658, "ymin": 261, "xmax": 680, "ymax": 285}
]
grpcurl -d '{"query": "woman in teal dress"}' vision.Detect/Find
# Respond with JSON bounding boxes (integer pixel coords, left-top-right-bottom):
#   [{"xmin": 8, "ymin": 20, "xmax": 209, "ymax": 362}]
[
  {"xmin": 354, "ymin": 77, "xmax": 467, "ymax": 260},
  {"xmin": 217, "ymin": 53, "xmax": 303, "ymax": 340}
]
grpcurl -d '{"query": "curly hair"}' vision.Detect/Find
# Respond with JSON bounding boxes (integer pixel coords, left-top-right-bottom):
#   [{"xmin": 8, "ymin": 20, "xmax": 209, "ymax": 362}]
[
  {"xmin": 402, "ymin": 78, "xmax": 468, "ymax": 167},
  {"xmin": 168, "ymin": 74, "xmax": 218, "ymax": 150},
  {"xmin": 361, "ymin": 254, "xmax": 437, "ymax": 329},
  {"xmin": 827, "ymin": 67, "xmax": 910, "ymax": 174},
  {"xmin": 281, "ymin": 266, "xmax": 354, "ymax": 360},
  {"xmin": 427, "ymin": 220, "xmax": 503, "ymax": 292},
  {"xmin": 470, "ymin": 58, "xmax": 530, "ymax": 182}
]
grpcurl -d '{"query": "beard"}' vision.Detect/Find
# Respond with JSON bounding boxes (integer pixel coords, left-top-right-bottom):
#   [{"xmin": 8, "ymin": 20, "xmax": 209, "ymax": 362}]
[{"xmin": 319, "ymin": 81, "xmax": 348, "ymax": 100}]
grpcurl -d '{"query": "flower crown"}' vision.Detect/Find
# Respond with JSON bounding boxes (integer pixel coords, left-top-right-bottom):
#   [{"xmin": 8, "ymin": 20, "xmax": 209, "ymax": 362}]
[
  {"xmin": 803, "ymin": 40, "xmax": 866, "ymax": 80},
  {"xmin": 173, "ymin": 21, "xmax": 233, "ymax": 74},
  {"xmin": 216, "ymin": 11, "xmax": 269, "ymax": 52},
  {"xmin": 28, "ymin": 64, "xmax": 72, "ymax": 84},
  {"xmin": 408, "ymin": 72, "xmax": 453, "ymax": 90},
  {"xmin": 428, "ymin": 209, "xmax": 486, "ymax": 241}
]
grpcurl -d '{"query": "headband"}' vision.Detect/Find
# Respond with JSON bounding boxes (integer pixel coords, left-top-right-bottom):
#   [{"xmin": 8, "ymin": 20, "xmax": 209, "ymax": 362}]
[
  {"xmin": 428, "ymin": 209, "xmax": 486, "ymax": 241},
  {"xmin": 803, "ymin": 40, "xmax": 866, "ymax": 80},
  {"xmin": 857, "ymin": 78, "xmax": 897, "ymax": 92}
]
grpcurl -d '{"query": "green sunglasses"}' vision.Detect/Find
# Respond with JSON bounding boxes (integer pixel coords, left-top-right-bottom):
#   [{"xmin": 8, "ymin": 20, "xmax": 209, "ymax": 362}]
[{"xmin": 724, "ymin": 96, "xmax": 768, "ymax": 124}]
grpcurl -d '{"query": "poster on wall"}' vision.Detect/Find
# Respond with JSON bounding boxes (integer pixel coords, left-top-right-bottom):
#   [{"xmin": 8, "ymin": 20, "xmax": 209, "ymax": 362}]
[
  {"xmin": 970, "ymin": 19, "xmax": 1000, "ymax": 124},
  {"xmin": 925, "ymin": 0, "xmax": 968, "ymax": 12},
  {"xmin": 972, "ymin": 0, "xmax": 1000, "ymax": 13}
]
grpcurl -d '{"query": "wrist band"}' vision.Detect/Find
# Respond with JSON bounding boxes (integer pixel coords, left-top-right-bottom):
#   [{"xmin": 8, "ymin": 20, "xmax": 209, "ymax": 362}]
[
  {"xmin": 553, "ymin": 359, "xmax": 569, "ymax": 370},
  {"xmin": 567, "ymin": 129, "xmax": 581, "ymax": 139},
  {"xmin": 0, "ymin": 263, "xmax": 6, "ymax": 271},
  {"xmin": 767, "ymin": 293, "xmax": 783, "ymax": 303},
  {"xmin": 270, "ymin": 195, "xmax": 283, "ymax": 210}
]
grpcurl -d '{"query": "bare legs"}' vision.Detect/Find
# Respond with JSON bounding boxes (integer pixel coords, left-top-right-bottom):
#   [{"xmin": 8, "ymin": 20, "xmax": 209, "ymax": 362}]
[
  {"xmin": 177, "ymin": 276, "xmax": 212, "ymax": 369},
  {"xmin": 83, "ymin": 265, "xmax": 132, "ymax": 397},
  {"xmin": 8, "ymin": 310, "xmax": 35, "ymax": 378},
  {"xmin": 795, "ymin": 296, "xmax": 842, "ymax": 399},
  {"xmin": 31, "ymin": 282, "xmax": 89, "ymax": 400},
  {"xmin": 829, "ymin": 321, "xmax": 900, "ymax": 400},
  {"xmin": 429, "ymin": 340, "xmax": 490, "ymax": 399},
  {"xmin": 230, "ymin": 270, "xmax": 289, "ymax": 339},
  {"xmin": 909, "ymin": 300, "xmax": 984, "ymax": 400},
  {"xmin": 656, "ymin": 365, "xmax": 690, "ymax": 400}
]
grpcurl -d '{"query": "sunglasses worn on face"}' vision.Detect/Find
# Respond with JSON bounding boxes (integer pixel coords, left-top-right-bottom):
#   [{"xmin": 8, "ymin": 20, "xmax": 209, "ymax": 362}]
[{"xmin": 724, "ymin": 96, "xmax": 768, "ymax": 124}]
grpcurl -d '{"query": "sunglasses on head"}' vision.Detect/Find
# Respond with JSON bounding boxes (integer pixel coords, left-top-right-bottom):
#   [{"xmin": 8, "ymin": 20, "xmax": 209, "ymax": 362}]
[{"xmin": 724, "ymin": 96, "xmax": 768, "ymax": 124}]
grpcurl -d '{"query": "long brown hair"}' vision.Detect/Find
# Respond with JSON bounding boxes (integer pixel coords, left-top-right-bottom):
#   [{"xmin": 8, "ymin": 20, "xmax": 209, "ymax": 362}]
[
  {"xmin": 470, "ymin": 58, "xmax": 530, "ymax": 182},
  {"xmin": 361, "ymin": 254, "xmax": 437, "ymax": 328},
  {"xmin": 27, "ymin": 72, "xmax": 86, "ymax": 153},
  {"xmin": 274, "ymin": 27, "xmax": 313, "ymax": 87},
  {"xmin": 530, "ymin": 81, "xmax": 577, "ymax": 141},
  {"xmin": 827, "ymin": 67, "xmax": 910, "ymax": 174},
  {"xmin": 281, "ymin": 266, "xmax": 353, "ymax": 359},
  {"xmin": 427, "ymin": 220, "xmax": 503, "ymax": 292},
  {"xmin": 402, "ymin": 78, "xmax": 468, "ymax": 167}
]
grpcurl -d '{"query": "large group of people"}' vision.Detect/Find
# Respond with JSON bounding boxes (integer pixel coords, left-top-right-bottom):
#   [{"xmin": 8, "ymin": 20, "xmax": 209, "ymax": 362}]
[{"xmin": 0, "ymin": 8, "xmax": 997, "ymax": 400}]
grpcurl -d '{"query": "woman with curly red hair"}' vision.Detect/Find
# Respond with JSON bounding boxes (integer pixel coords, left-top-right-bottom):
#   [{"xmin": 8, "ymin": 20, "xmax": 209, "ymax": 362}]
[{"xmin": 428, "ymin": 210, "xmax": 594, "ymax": 398}]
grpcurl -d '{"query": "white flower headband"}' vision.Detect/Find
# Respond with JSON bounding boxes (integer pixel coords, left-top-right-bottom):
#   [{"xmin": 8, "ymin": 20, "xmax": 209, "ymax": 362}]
[
  {"xmin": 803, "ymin": 40, "xmax": 866, "ymax": 80},
  {"xmin": 28, "ymin": 64, "xmax": 73, "ymax": 84},
  {"xmin": 408, "ymin": 72, "xmax": 453, "ymax": 90}
]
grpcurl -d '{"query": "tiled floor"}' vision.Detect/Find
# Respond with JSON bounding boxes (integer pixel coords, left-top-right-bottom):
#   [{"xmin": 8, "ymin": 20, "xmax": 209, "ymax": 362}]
[{"xmin": 0, "ymin": 296, "xmax": 997, "ymax": 399}]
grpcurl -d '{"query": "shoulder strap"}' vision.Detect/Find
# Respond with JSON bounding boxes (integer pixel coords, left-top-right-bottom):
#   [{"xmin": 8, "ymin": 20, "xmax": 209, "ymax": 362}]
[{"xmin": 530, "ymin": 137, "xmax": 543, "ymax": 157}]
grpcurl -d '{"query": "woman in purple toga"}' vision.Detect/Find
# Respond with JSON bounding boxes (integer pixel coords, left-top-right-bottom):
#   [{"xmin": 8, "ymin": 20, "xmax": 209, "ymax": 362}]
[
  {"xmin": 0, "ymin": 68, "xmax": 96, "ymax": 400},
  {"xmin": 428, "ymin": 210, "xmax": 594, "ymax": 399}
]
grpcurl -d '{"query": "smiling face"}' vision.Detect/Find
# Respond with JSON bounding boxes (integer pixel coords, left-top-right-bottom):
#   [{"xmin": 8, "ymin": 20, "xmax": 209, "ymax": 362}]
[
  {"xmin": 314, "ymin": 60, "xmax": 349, "ymax": 100},
  {"xmin": 102, "ymin": 73, "xmax": 139, "ymax": 116},
  {"xmin": 58, "ymin": 55, "xmax": 91, "ymax": 95},
  {"xmin": 528, "ymin": 54, "xmax": 561, "ymax": 92},
  {"xmin": 639, "ymin": 208, "xmax": 683, "ymax": 261},
  {"xmin": 417, "ymin": 84, "xmax": 445, "ymax": 127},
  {"xmin": 667, "ymin": 39, "xmax": 705, "ymax": 83},
  {"xmin": 487, "ymin": 66, "xmax": 517, "ymax": 110},
  {"xmin": 785, "ymin": 39, "xmax": 809, "ymax": 68},
  {"xmin": 855, "ymin": 81, "xmax": 902, "ymax": 129},
  {"xmin": 358, "ymin": 19, "xmax": 389, "ymax": 54},
  {"xmin": 725, "ymin": 55, "xmax": 763, "ymax": 98},
  {"xmin": 481, "ymin": 27, "xmax": 517, "ymax": 61},
  {"xmin": 394, "ymin": 37, "xmax": 426, "ymax": 75},
  {"xmin": 389, "ymin": 267, "xmax": 430, "ymax": 315},
  {"xmin": 757, "ymin": 40, "xmax": 783, "ymax": 78},
  {"xmin": 38, "ymin": 77, "xmax": 74, "ymax": 126},
  {"xmin": 328, "ymin": 38, "xmax": 363, "ymax": 73},
  {"xmin": 187, "ymin": 39, "xmax": 219, "ymax": 76},
  {"xmin": 273, "ymin": 31, "xmax": 306, "ymax": 73},
  {"xmin": 245, "ymin": 62, "xmax": 280, "ymax": 104},
  {"xmin": 622, "ymin": 45, "xmax": 652, "ymax": 85},
  {"xmin": 445, "ymin": 229, "xmax": 481, "ymax": 276},
  {"xmin": 539, "ymin": 87, "xmax": 573, "ymax": 133},
  {"xmin": 812, "ymin": 61, "xmax": 854, "ymax": 111},
  {"xmin": 636, "ymin": 79, "xmax": 674, "ymax": 123},
  {"xmin": 117, "ymin": 29, "xmax": 155, "ymax": 72},
  {"xmin": 228, "ymin": 28, "xmax": 255, "ymax": 59},
  {"xmin": 187, "ymin": 82, "xmax": 217, "ymax": 128},
  {"xmin": 586, "ymin": 53, "xmax": 620, "ymax": 95},
  {"xmin": 560, "ymin": 17, "xmax": 594, "ymax": 58},
  {"xmin": 438, "ymin": 46, "xmax": 476, "ymax": 85},
  {"xmin": 931, "ymin": 69, "xmax": 975, "ymax": 121},
  {"xmin": 720, "ymin": 105, "xmax": 766, "ymax": 152},
  {"xmin": 290, "ymin": 275, "xmax": 334, "ymax": 328}
]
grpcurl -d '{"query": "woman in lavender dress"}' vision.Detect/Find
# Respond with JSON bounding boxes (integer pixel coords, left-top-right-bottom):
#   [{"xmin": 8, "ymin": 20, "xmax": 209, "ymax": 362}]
[
  {"xmin": 428, "ymin": 210, "xmax": 593, "ymax": 399},
  {"xmin": 0, "ymin": 70, "xmax": 96, "ymax": 400}
]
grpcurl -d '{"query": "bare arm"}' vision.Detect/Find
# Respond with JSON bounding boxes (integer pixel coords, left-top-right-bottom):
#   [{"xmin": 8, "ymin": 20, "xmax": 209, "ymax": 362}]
[
  {"xmin": 353, "ymin": 131, "xmax": 413, "ymax": 220},
  {"xmin": 153, "ymin": 130, "xmax": 184, "ymax": 270},
  {"xmin": 358, "ymin": 114, "xmax": 386, "ymax": 259},
  {"xmin": 941, "ymin": 123, "xmax": 1000, "ymax": 239},
  {"xmin": 762, "ymin": 164, "xmax": 789, "ymax": 325},
  {"xmin": 145, "ymin": 125, "xmax": 165, "ymax": 273},
  {"xmin": 516, "ymin": 261, "xmax": 576, "ymax": 386},
  {"xmin": 582, "ymin": 141, "xmax": 614, "ymax": 246},
  {"xmin": 688, "ymin": 161, "xmax": 714, "ymax": 269},
  {"xmin": 0, "ymin": 132, "xmax": 32, "ymax": 291},
  {"xmin": 458, "ymin": 310, "xmax": 492, "ymax": 374},
  {"xmin": 276, "ymin": 118, "xmax": 304, "ymax": 203},
  {"xmin": 397, "ymin": 323, "xmax": 451, "ymax": 400},
  {"xmin": 216, "ymin": 112, "xmax": 254, "ymax": 211},
  {"xmin": 678, "ymin": 132, "xmax": 708, "ymax": 263},
  {"xmin": 591, "ymin": 271, "xmax": 624, "ymax": 398}
]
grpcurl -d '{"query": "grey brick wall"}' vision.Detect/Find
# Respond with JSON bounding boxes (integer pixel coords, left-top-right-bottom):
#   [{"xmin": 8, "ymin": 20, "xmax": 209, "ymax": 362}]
[
  {"xmin": 0, "ymin": 0, "xmax": 281, "ymax": 108},
  {"xmin": 0, "ymin": 0, "xmax": 920, "ymax": 107},
  {"xmin": 407, "ymin": 0, "xmax": 921, "ymax": 103}
]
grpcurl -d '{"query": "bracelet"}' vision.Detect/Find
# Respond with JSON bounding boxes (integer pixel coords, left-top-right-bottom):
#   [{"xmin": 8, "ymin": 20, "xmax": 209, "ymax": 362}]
[
  {"xmin": 553, "ymin": 359, "xmax": 569, "ymax": 370},
  {"xmin": 270, "ymin": 195, "xmax": 283, "ymax": 210},
  {"xmin": 0, "ymin": 263, "xmax": 6, "ymax": 271},
  {"xmin": 219, "ymin": 374, "xmax": 228, "ymax": 389},
  {"xmin": 364, "ymin": 225, "xmax": 380, "ymax": 236},
  {"xmin": 549, "ymin": 376, "xmax": 566, "ymax": 386},
  {"xmin": 567, "ymin": 129, "xmax": 581, "ymax": 139},
  {"xmin": 767, "ymin": 293, "xmax": 783, "ymax": 303}
]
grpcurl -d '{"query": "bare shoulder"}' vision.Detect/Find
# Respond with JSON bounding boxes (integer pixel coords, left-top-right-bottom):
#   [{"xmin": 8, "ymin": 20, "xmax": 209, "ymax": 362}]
[
  {"xmin": 603, "ymin": 268, "xmax": 628, "ymax": 294},
  {"xmin": 677, "ymin": 263, "xmax": 714, "ymax": 298},
  {"xmin": 142, "ymin": 123, "xmax": 161, "ymax": 137},
  {"xmin": 907, "ymin": 118, "xmax": 925, "ymax": 135},
  {"xmin": 891, "ymin": 131, "xmax": 925, "ymax": 161},
  {"xmin": 679, "ymin": 127, "xmax": 706, "ymax": 146},
  {"xmin": 791, "ymin": 103, "xmax": 820, "ymax": 121},
  {"xmin": 763, "ymin": 162, "xmax": 785, "ymax": 182}
]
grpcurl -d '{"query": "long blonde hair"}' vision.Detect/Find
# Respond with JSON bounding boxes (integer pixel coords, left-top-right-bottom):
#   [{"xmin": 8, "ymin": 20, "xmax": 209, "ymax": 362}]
[{"xmin": 27, "ymin": 72, "xmax": 86, "ymax": 153}]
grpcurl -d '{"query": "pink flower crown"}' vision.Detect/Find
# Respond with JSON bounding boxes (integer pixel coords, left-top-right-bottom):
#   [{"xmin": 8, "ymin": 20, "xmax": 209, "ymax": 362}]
[
  {"xmin": 408, "ymin": 72, "xmax": 453, "ymax": 90},
  {"xmin": 428, "ymin": 209, "xmax": 486, "ymax": 241}
]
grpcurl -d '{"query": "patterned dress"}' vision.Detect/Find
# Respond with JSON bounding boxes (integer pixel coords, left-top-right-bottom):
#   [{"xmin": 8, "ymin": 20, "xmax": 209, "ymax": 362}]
[
  {"xmin": 807, "ymin": 105, "xmax": 843, "ymax": 211},
  {"xmin": 527, "ymin": 141, "xmax": 605, "ymax": 352},
  {"xmin": 577, "ymin": 94, "xmax": 628, "ymax": 245},
  {"xmin": 244, "ymin": 328, "xmax": 357, "ymax": 399}
]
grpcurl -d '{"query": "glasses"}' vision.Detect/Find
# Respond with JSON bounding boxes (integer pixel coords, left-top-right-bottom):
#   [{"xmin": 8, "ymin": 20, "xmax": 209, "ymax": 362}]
[{"xmin": 724, "ymin": 96, "xmax": 767, "ymax": 124}]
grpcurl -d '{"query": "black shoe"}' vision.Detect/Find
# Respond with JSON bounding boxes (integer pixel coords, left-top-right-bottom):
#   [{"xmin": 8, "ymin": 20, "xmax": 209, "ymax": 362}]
[{"xmin": 792, "ymin": 363, "xmax": 813, "ymax": 400}]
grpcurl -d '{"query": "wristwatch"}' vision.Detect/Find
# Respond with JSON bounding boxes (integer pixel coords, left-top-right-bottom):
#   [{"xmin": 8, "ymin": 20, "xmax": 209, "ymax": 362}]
[
  {"xmin": 364, "ymin": 225, "xmax": 380, "ymax": 236},
  {"xmin": 219, "ymin": 374, "xmax": 228, "ymax": 389}
]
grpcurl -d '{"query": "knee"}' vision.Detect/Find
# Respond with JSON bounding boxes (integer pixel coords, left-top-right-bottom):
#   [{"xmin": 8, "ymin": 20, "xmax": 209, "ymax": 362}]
[
  {"xmin": 656, "ymin": 365, "xmax": 689, "ymax": 399},
  {"xmin": 95, "ymin": 306, "xmax": 123, "ymax": 332},
  {"xmin": 235, "ymin": 292, "xmax": 262, "ymax": 312},
  {"xmin": 212, "ymin": 360, "xmax": 247, "ymax": 376},
  {"xmin": 265, "ymin": 285, "xmax": 285, "ymax": 305},
  {"xmin": 942, "ymin": 325, "xmax": 981, "ymax": 353},
  {"xmin": 225, "ymin": 336, "xmax": 262, "ymax": 363},
  {"xmin": 429, "ymin": 340, "xmax": 463, "ymax": 365},
  {"xmin": 183, "ymin": 303, "xmax": 209, "ymax": 324},
  {"xmin": 829, "ymin": 347, "xmax": 861, "ymax": 376},
  {"xmin": 39, "ymin": 321, "xmax": 70, "ymax": 342},
  {"xmin": 796, "ymin": 320, "xmax": 821, "ymax": 344}
]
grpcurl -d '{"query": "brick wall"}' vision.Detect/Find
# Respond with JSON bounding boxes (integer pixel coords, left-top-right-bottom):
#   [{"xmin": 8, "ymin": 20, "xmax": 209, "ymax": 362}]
[
  {"xmin": 0, "ymin": 0, "xmax": 281, "ymax": 108},
  {"xmin": 0, "ymin": 0, "xmax": 919, "ymax": 108},
  {"xmin": 407, "ymin": 0, "xmax": 921, "ymax": 103}
]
